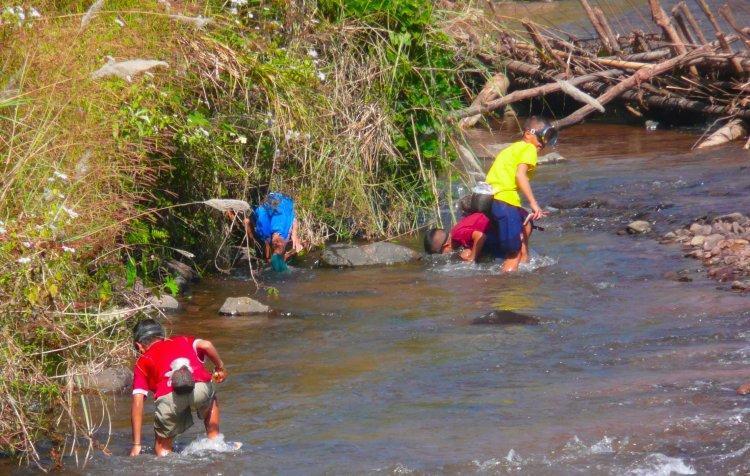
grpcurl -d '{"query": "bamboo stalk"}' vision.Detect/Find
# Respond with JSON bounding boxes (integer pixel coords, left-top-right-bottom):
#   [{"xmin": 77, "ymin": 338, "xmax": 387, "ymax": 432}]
[
  {"xmin": 676, "ymin": 1, "xmax": 708, "ymax": 44},
  {"xmin": 716, "ymin": 32, "xmax": 745, "ymax": 75},
  {"xmin": 718, "ymin": 4, "xmax": 750, "ymax": 48},
  {"xmin": 522, "ymin": 20, "xmax": 569, "ymax": 72},
  {"xmin": 593, "ymin": 6, "xmax": 622, "ymax": 54},
  {"xmin": 648, "ymin": 0, "xmax": 691, "ymax": 59},
  {"xmin": 671, "ymin": 8, "xmax": 696, "ymax": 47},
  {"xmin": 578, "ymin": 0, "xmax": 616, "ymax": 54},
  {"xmin": 694, "ymin": 0, "xmax": 722, "ymax": 33}
]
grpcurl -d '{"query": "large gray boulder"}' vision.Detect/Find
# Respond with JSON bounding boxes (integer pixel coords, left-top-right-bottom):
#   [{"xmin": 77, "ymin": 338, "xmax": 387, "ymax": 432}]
[
  {"xmin": 76, "ymin": 366, "xmax": 133, "ymax": 393},
  {"xmin": 150, "ymin": 294, "xmax": 179, "ymax": 311},
  {"xmin": 219, "ymin": 297, "xmax": 270, "ymax": 315},
  {"xmin": 321, "ymin": 242, "xmax": 420, "ymax": 267}
]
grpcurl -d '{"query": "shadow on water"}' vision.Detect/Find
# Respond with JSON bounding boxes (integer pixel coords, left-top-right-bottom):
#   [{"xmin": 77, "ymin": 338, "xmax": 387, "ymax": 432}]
[{"xmin": 14, "ymin": 124, "xmax": 750, "ymax": 475}]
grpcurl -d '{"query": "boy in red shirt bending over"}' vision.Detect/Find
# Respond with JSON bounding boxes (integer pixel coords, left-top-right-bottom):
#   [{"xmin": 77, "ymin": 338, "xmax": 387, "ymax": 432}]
[
  {"xmin": 424, "ymin": 212, "xmax": 490, "ymax": 262},
  {"xmin": 130, "ymin": 319, "xmax": 227, "ymax": 457}
]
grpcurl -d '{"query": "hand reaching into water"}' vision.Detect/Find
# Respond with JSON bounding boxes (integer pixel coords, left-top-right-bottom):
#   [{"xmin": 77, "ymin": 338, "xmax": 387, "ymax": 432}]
[
  {"xmin": 529, "ymin": 204, "xmax": 548, "ymax": 222},
  {"xmin": 129, "ymin": 444, "xmax": 142, "ymax": 457}
]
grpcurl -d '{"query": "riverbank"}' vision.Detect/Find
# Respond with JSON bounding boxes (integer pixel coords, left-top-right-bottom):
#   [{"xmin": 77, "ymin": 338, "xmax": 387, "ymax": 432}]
[{"xmin": 0, "ymin": 0, "xmax": 471, "ymax": 466}]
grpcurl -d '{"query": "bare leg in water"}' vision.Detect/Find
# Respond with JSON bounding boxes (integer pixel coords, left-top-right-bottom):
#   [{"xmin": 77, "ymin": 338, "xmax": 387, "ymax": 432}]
[
  {"xmin": 154, "ymin": 399, "xmax": 220, "ymax": 456},
  {"xmin": 519, "ymin": 221, "xmax": 533, "ymax": 263}
]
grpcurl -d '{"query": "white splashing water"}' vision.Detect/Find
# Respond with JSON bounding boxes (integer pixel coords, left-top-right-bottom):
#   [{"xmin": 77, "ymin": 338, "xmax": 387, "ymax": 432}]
[
  {"xmin": 180, "ymin": 434, "xmax": 242, "ymax": 456},
  {"xmin": 626, "ymin": 453, "xmax": 696, "ymax": 476},
  {"xmin": 431, "ymin": 254, "xmax": 557, "ymax": 277}
]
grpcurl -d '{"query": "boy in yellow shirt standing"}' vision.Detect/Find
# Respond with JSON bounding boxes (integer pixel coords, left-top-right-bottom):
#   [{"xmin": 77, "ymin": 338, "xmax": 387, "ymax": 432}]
[{"xmin": 485, "ymin": 116, "xmax": 557, "ymax": 272}]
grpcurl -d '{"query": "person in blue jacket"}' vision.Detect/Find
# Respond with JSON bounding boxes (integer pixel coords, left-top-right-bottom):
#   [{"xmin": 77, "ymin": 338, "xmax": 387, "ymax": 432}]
[{"xmin": 229, "ymin": 193, "xmax": 302, "ymax": 272}]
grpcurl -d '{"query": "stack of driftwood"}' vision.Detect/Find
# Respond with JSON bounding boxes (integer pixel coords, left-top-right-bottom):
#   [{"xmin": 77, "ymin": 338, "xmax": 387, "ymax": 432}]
[{"xmin": 451, "ymin": 0, "xmax": 750, "ymax": 149}]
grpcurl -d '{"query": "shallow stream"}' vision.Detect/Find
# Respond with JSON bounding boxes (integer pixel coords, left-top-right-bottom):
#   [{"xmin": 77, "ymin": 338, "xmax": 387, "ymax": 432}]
[{"xmin": 31, "ymin": 124, "xmax": 750, "ymax": 475}]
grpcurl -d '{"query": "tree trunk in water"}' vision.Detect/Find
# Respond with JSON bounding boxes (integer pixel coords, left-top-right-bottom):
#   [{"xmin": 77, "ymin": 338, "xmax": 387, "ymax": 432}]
[
  {"xmin": 459, "ymin": 73, "xmax": 510, "ymax": 129},
  {"xmin": 696, "ymin": 119, "xmax": 748, "ymax": 149}
]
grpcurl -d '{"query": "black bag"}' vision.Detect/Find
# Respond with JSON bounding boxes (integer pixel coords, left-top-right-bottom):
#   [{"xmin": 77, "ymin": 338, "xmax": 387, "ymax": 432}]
[{"xmin": 171, "ymin": 366, "xmax": 195, "ymax": 395}]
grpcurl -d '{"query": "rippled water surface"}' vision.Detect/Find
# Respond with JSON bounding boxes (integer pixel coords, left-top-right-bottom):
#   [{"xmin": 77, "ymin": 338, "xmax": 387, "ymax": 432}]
[{"xmin": 12, "ymin": 124, "xmax": 750, "ymax": 475}]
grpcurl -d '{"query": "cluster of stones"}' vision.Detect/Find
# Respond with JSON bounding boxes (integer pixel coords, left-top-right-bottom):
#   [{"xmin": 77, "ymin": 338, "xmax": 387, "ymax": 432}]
[{"xmin": 662, "ymin": 212, "xmax": 750, "ymax": 291}]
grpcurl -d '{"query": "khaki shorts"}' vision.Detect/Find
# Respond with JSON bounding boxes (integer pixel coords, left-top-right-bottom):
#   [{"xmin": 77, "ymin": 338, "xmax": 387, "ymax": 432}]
[{"xmin": 154, "ymin": 382, "xmax": 215, "ymax": 439}]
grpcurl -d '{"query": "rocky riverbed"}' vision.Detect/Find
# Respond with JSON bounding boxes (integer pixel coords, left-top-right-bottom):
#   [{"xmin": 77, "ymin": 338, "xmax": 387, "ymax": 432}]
[{"xmin": 661, "ymin": 212, "xmax": 750, "ymax": 291}]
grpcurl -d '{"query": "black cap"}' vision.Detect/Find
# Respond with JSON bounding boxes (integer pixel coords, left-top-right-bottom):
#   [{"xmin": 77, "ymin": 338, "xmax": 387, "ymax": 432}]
[{"xmin": 133, "ymin": 319, "xmax": 164, "ymax": 344}]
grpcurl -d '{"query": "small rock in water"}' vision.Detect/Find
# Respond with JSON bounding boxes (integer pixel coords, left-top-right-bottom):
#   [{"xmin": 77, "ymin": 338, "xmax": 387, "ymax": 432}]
[
  {"xmin": 626, "ymin": 220, "xmax": 651, "ymax": 234},
  {"xmin": 167, "ymin": 259, "xmax": 199, "ymax": 282},
  {"xmin": 537, "ymin": 152, "xmax": 568, "ymax": 165},
  {"xmin": 713, "ymin": 212, "xmax": 747, "ymax": 224},
  {"xmin": 689, "ymin": 235, "xmax": 705, "ymax": 247},
  {"xmin": 219, "ymin": 297, "xmax": 270, "ymax": 315},
  {"xmin": 150, "ymin": 294, "xmax": 179, "ymax": 311},
  {"xmin": 731, "ymin": 280, "xmax": 750, "ymax": 291},
  {"xmin": 644, "ymin": 120, "xmax": 659, "ymax": 131},
  {"xmin": 471, "ymin": 310, "xmax": 540, "ymax": 326},
  {"xmin": 702, "ymin": 233, "xmax": 724, "ymax": 251}
]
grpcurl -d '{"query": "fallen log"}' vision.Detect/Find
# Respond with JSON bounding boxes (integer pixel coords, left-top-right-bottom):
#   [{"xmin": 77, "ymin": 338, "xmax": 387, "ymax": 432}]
[
  {"xmin": 459, "ymin": 73, "xmax": 511, "ymax": 128},
  {"xmin": 450, "ymin": 69, "xmax": 621, "ymax": 119},
  {"xmin": 580, "ymin": 80, "xmax": 750, "ymax": 120},
  {"xmin": 554, "ymin": 46, "xmax": 711, "ymax": 129},
  {"xmin": 696, "ymin": 119, "xmax": 748, "ymax": 148}
]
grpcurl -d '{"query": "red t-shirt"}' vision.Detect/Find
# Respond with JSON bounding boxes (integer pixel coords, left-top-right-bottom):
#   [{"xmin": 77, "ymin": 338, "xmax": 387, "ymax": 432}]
[
  {"xmin": 451, "ymin": 213, "xmax": 490, "ymax": 249},
  {"xmin": 132, "ymin": 336, "xmax": 213, "ymax": 399}
]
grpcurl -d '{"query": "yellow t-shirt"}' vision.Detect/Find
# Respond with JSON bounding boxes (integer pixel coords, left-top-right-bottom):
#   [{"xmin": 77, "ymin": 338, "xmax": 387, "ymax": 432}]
[{"xmin": 485, "ymin": 140, "xmax": 537, "ymax": 207}]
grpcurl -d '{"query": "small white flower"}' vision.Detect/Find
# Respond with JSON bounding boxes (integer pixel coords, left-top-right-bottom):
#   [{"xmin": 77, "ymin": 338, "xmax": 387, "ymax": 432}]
[
  {"xmin": 228, "ymin": 7, "xmax": 238, "ymax": 15},
  {"xmin": 285, "ymin": 129, "xmax": 294, "ymax": 141},
  {"xmin": 17, "ymin": 257, "xmax": 31, "ymax": 264},
  {"xmin": 317, "ymin": 72, "xmax": 326, "ymax": 81},
  {"xmin": 115, "ymin": 17, "xmax": 125, "ymax": 27},
  {"xmin": 247, "ymin": 12, "xmax": 254, "ymax": 19},
  {"xmin": 235, "ymin": 135, "xmax": 247, "ymax": 144},
  {"xmin": 29, "ymin": 7, "xmax": 41, "ymax": 18},
  {"xmin": 197, "ymin": 127, "xmax": 210, "ymax": 137},
  {"xmin": 307, "ymin": 49, "xmax": 318, "ymax": 59},
  {"xmin": 0, "ymin": 226, "xmax": 6, "ymax": 235},
  {"xmin": 22, "ymin": 241, "xmax": 32, "ymax": 248},
  {"xmin": 15, "ymin": 6, "xmax": 25, "ymax": 21},
  {"xmin": 231, "ymin": 0, "xmax": 247, "ymax": 5},
  {"xmin": 61, "ymin": 206, "xmax": 79, "ymax": 219},
  {"xmin": 62, "ymin": 246, "xmax": 76, "ymax": 253},
  {"xmin": 53, "ymin": 171, "xmax": 68, "ymax": 181}
]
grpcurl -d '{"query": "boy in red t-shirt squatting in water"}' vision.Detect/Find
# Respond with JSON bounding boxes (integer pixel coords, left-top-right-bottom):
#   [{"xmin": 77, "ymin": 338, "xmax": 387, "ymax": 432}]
[
  {"xmin": 424, "ymin": 212, "xmax": 490, "ymax": 262},
  {"xmin": 130, "ymin": 319, "xmax": 227, "ymax": 457}
]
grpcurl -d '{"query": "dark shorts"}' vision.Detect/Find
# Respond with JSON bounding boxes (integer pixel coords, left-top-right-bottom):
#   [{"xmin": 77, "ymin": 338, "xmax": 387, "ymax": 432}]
[{"xmin": 486, "ymin": 200, "xmax": 528, "ymax": 257}]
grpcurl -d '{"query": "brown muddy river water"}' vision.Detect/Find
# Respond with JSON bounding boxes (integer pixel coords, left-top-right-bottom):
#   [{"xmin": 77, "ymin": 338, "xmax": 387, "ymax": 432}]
[{"xmin": 17, "ymin": 123, "xmax": 745, "ymax": 475}]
